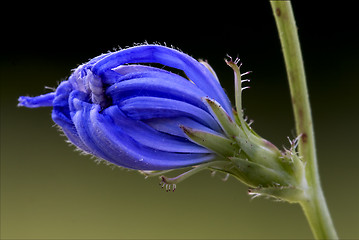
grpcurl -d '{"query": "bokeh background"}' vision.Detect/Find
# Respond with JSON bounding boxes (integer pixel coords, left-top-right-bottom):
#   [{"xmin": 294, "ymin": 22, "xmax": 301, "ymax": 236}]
[{"xmin": 1, "ymin": 2, "xmax": 358, "ymax": 239}]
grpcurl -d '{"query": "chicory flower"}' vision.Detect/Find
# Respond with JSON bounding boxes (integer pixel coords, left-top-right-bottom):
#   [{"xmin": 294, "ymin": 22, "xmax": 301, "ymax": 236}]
[
  {"xmin": 19, "ymin": 45, "xmax": 306, "ymax": 198},
  {"xmin": 18, "ymin": 45, "xmax": 233, "ymax": 170}
]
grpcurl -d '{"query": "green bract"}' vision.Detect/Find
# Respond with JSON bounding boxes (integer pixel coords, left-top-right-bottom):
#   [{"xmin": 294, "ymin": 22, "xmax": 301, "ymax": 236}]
[{"xmin": 155, "ymin": 59, "xmax": 307, "ymax": 203}]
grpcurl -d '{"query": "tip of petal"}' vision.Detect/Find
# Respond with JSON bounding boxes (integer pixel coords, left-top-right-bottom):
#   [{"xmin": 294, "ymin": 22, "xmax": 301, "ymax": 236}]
[{"xmin": 18, "ymin": 93, "xmax": 55, "ymax": 108}]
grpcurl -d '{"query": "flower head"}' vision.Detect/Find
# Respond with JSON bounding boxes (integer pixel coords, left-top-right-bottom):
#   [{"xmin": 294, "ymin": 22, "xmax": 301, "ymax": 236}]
[
  {"xmin": 19, "ymin": 45, "xmax": 306, "ymax": 199},
  {"xmin": 18, "ymin": 45, "xmax": 233, "ymax": 170}
]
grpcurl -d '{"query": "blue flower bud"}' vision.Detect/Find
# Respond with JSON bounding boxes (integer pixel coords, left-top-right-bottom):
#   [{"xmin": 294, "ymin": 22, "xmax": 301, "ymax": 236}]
[
  {"xmin": 19, "ymin": 45, "xmax": 307, "ymax": 200},
  {"xmin": 18, "ymin": 45, "xmax": 233, "ymax": 170}
]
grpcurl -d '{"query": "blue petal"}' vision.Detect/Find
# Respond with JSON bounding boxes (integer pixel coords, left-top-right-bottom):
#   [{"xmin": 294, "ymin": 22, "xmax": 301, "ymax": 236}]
[
  {"xmin": 52, "ymin": 81, "xmax": 73, "ymax": 125},
  {"xmin": 50, "ymin": 82, "xmax": 92, "ymax": 153},
  {"xmin": 120, "ymin": 96, "xmax": 222, "ymax": 132},
  {"xmin": 103, "ymin": 106, "xmax": 211, "ymax": 154},
  {"xmin": 107, "ymin": 72, "xmax": 208, "ymax": 111},
  {"xmin": 68, "ymin": 90, "xmax": 116, "ymax": 162},
  {"xmin": 111, "ymin": 64, "xmax": 170, "ymax": 79},
  {"xmin": 18, "ymin": 92, "xmax": 55, "ymax": 108},
  {"xmin": 144, "ymin": 117, "xmax": 223, "ymax": 138},
  {"xmin": 91, "ymin": 45, "xmax": 233, "ymax": 118},
  {"xmin": 68, "ymin": 94, "xmax": 215, "ymax": 170}
]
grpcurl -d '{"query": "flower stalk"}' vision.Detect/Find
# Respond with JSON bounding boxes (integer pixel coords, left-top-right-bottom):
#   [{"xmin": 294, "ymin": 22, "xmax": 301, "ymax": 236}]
[{"xmin": 270, "ymin": 1, "xmax": 338, "ymax": 239}]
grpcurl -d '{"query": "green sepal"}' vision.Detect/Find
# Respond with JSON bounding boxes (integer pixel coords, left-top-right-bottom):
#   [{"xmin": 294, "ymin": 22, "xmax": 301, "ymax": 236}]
[
  {"xmin": 202, "ymin": 97, "xmax": 243, "ymax": 138},
  {"xmin": 248, "ymin": 185, "xmax": 304, "ymax": 203},
  {"xmin": 234, "ymin": 135, "xmax": 282, "ymax": 170},
  {"xmin": 180, "ymin": 125, "xmax": 239, "ymax": 157},
  {"xmin": 228, "ymin": 157, "xmax": 293, "ymax": 188}
]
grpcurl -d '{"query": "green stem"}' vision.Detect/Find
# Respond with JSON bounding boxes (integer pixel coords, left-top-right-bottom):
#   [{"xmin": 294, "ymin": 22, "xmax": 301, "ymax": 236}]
[{"xmin": 270, "ymin": 1, "xmax": 338, "ymax": 239}]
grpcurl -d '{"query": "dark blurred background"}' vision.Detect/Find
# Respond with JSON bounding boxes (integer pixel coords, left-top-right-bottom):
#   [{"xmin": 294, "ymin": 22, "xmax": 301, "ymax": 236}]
[{"xmin": 1, "ymin": 2, "xmax": 358, "ymax": 239}]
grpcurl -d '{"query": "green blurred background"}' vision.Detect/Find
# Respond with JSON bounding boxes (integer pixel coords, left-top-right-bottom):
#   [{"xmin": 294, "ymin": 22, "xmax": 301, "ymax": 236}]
[{"xmin": 1, "ymin": 2, "xmax": 358, "ymax": 239}]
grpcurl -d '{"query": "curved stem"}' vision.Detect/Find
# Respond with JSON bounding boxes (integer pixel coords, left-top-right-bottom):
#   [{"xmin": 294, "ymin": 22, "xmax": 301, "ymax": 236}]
[{"xmin": 270, "ymin": 1, "xmax": 338, "ymax": 239}]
